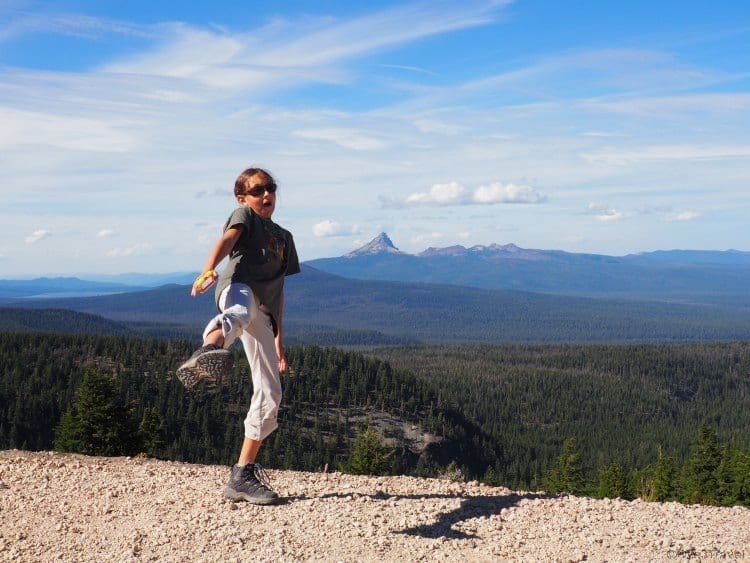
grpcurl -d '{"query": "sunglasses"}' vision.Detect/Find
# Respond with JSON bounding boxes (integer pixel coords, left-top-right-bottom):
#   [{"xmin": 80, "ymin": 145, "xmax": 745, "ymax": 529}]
[{"xmin": 246, "ymin": 183, "xmax": 277, "ymax": 197}]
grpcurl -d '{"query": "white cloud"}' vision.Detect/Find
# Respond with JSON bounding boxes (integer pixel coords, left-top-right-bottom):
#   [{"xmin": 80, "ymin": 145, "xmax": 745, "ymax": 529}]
[
  {"xmin": 586, "ymin": 202, "xmax": 628, "ymax": 222},
  {"xmin": 25, "ymin": 229, "xmax": 52, "ymax": 244},
  {"xmin": 0, "ymin": 12, "xmax": 151, "ymax": 43},
  {"xmin": 378, "ymin": 63, "xmax": 436, "ymax": 76},
  {"xmin": 103, "ymin": 24, "xmax": 246, "ymax": 86},
  {"xmin": 0, "ymin": 107, "xmax": 137, "ymax": 153},
  {"xmin": 0, "ymin": 2, "xmax": 747, "ymax": 272},
  {"xmin": 595, "ymin": 211, "xmax": 627, "ymax": 223},
  {"xmin": 96, "ymin": 229, "xmax": 116, "ymax": 238},
  {"xmin": 412, "ymin": 118, "xmax": 462, "ymax": 135},
  {"xmin": 105, "ymin": 243, "xmax": 153, "ymax": 258},
  {"xmin": 472, "ymin": 182, "xmax": 546, "ymax": 204},
  {"xmin": 97, "ymin": 2, "xmax": 508, "ymax": 91},
  {"xmin": 293, "ymin": 128, "xmax": 384, "ymax": 151},
  {"xmin": 411, "ymin": 232, "xmax": 444, "ymax": 247},
  {"xmin": 195, "ymin": 187, "xmax": 232, "ymax": 199},
  {"xmin": 406, "ymin": 182, "xmax": 467, "ymax": 205},
  {"xmin": 256, "ymin": 1, "xmax": 507, "ymax": 69},
  {"xmin": 582, "ymin": 144, "xmax": 750, "ymax": 166},
  {"xmin": 402, "ymin": 181, "xmax": 546, "ymax": 207},
  {"xmin": 663, "ymin": 210, "xmax": 700, "ymax": 222},
  {"xmin": 313, "ymin": 220, "xmax": 360, "ymax": 237}
]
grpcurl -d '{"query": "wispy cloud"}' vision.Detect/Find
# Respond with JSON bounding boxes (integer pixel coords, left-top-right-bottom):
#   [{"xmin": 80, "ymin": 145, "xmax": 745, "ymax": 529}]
[
  {"xmin": 411, "ymin": 232, "xmax": 444, "ymax": 247},
  {"xmin": 313, "ymin": 220, "xmax": 361, "ymax": 237},
  {"xmin": 586, "ymin": 204, "xmax": 701, "ymax": 224},
  {"xmin": 662, "ymin": 210, "xmax": 701, "ymax": 222},
  {"xmin": 585, "ymin": 202, "xmax": 629, "ymax": 223},
  {"xmin": 195, "ymin": 188, "xmax": 232, "ymax": 199},
  {"xmin": 582, "ymin": 144, "xmax": 750, "ymax": 166},
  {"xmin": 412, "ymin": 118, "xmax": 463, "ymax": 135},
  {"xmin": 105, "ymin": 243, "xmax": 153, "ymax": 258},
  {"xmin": 0, "ymin": 11, "xmax": 151, "ymax": 43},
  {"xmin": 293, "ymin": 128, "xmax": 385, "ymax": 151},
  {"xmin": 96, "ymin": 229, "xmax": 116, "ymax": 238},
  {"xmin": 433, "ymin": 48, "xmax": 740, "ymax": 106},
  {"xmin": 25, "ymin": 229, "xmax": 52, "ymax": 244},
  {"xmin": 0, "ymin": 1, "xmax": 747, "ymax": 274},
  {"xmin": 377, "ymin": 63, "xmax": 437, "ymax": 76},
  {"xmin": 0, "ymin": 107, "xmax": 138, "ymax": 152},
  {"xmin": 97, "ymin": 1, "xmax": 508, "ymax": 92}
]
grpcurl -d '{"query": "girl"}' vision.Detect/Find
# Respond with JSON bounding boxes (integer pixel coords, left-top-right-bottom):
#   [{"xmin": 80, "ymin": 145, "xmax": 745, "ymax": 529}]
[{"xmin": 177, "ymin": 167, "xmax": 300, "ymax": 504}]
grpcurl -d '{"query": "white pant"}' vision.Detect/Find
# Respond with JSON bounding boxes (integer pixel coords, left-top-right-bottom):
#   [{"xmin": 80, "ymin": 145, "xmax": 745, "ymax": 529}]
[{"xmin": 203, "ymin": 283, "xmax": 281, "ymax": 441}]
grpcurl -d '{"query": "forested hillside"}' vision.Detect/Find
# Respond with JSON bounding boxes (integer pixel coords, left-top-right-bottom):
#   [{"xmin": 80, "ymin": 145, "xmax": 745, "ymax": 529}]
[
  {"xmin": 2, "ymin": 331, "xmax": 749, "ymax": 505},
  {"xmin": 0, "ymin": 307, "xmax": 135, "ymax": 335},
  {"xmin": 371, "ymin": 344, "xmax": 750, "ymax": 498},
  {"xmin": 0, "ymin": 332, "xmax": 497, "ymax": 478}
]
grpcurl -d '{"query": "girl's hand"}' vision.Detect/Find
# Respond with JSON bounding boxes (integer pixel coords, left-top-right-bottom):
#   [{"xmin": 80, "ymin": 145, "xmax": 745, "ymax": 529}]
[
  {"xmin": 191, "ymin": 269, "xmax": 217, "ymax": 296},
  {"xmin": 276, "ymin": 339, "xmax": 287, "ymax": 373}
]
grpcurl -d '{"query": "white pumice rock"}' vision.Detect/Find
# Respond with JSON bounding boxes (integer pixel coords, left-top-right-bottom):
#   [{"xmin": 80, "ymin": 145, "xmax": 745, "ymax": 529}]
[{"xmin": 1, "ymin": 449, "xmax": 749, "ymax": 562}]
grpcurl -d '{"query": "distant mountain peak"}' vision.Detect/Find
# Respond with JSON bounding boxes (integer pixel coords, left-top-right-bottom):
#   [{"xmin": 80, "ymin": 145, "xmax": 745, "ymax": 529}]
[
  {"xmin": 418, "ymin": 245, "xmax": 468, "ymax": 257},
  {"xmin": 418, "ymin": 242, "xmax": 541, "ymax": 259},
  {"xmin": 346, "ymin": 232, "xmax": 402, "ymax": 258}
]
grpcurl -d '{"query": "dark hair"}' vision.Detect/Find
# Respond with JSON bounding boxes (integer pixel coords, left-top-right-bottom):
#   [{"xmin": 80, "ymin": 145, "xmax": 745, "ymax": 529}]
[{"xmin": 234, "ymin": 168, "xmax": 276, "ymax": 197}]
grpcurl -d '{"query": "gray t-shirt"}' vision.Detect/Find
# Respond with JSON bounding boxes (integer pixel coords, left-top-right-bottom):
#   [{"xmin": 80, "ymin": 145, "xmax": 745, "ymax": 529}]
[{"xmin": 214, "ymin": 206, "xmax": 300, "ymax": 329}]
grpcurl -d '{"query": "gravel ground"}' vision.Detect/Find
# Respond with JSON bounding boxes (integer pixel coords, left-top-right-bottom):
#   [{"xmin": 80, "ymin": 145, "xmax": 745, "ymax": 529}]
[{"xmin": 1, "ymin": 450, "xmax": 749, "ymax": 562}]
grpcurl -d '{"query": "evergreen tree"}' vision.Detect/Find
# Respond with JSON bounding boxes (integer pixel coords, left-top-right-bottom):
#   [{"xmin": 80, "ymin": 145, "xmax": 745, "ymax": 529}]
[
  {"xmin": 714, "ymin": 446, "xmax": 750, "ymax": 507},
  {"xmin": 634, "ymin": 447, "xmax": 675, "ymax": 502},
  {"xmin": 650, "ymin": 447, "xmax": 676, "ymax": 502},
  {"xmin": 342, "ymin": 423, "xmax": 392, "ymax": 476},
  {"xmin": 138, "ymin": 407, "xmax": 165, "ymax": 458},
  {"xmin": 681, "ymin": 424, "xmax": 722, "ymax": 505},
  {"xmin": 54, "ymin": 367, "xmax": 137, "ymax": 456},
  {"xmin": 596, "ymin": 464, "xmax": 627, "ymax": 499},
  {"xmin": 545, "ymin": 437, "xmax": 585, "ymax": 494}
]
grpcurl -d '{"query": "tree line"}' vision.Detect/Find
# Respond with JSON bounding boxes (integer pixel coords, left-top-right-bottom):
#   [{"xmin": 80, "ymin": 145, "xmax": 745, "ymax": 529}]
[{"xmin": 1, "ymin": 331, "xmax": 749, "ymax": 506}]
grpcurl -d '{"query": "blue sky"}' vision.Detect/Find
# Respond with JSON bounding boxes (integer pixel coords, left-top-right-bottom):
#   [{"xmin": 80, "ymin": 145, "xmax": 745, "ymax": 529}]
[{"xmin": 1, "ymin": 0, "xmax": 749, "ymax": 276}]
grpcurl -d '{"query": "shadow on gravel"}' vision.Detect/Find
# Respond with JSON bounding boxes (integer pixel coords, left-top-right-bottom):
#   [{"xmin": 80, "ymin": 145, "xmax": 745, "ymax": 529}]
[
  {"xmin": 398, "ymin": 492, "xmax": 550, "ymax": 539},
  {"xmin": 288, "ymin": 490, "xmax": 551, "ymax": 539}
]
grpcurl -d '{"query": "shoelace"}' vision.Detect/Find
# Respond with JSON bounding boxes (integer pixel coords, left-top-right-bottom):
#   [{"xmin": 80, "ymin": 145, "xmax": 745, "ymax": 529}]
[{"xmin": 252, "ymin": 463, "xmax": 273, "ymax": 491}]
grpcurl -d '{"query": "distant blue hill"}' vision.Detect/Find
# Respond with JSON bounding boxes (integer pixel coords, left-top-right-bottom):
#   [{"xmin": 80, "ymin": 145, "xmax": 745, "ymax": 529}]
[
  {"xmin": 3, "ymin": 236, "xmax": 750, "ymax": 344},
  {"xmin": 5, "ymin": 265, "xmax": 750, "ymax": 344},
  {"xmin": 305, "ymin": 233, "xmax": 750, "ymax": 305},
  {"xmin": 75, "ymin": 271, "xmax": 196, "ymax": 286},
  {"xmin": 0, "ymin": 277, "xmax": 147, "ymax": 300},
  {"xmin": 0, "ymin": 273, "xmax": 198, "ymax": 300},
  {"xmin": 0, "ymin": 307, "xmax": 134, "ymax": 335},
  {"xmin": 6, "ymin": 237, "xmax": 748, "ymax": 303},
  {"xmin": 626, "ymin": 249, "xmax": 750, "ymax": 266}
]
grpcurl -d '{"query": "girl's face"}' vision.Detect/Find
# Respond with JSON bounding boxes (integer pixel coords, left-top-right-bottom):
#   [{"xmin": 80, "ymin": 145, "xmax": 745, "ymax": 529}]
[{"xmin": 237, "ymin": 176, "xmax": 276, "ymax": 219}]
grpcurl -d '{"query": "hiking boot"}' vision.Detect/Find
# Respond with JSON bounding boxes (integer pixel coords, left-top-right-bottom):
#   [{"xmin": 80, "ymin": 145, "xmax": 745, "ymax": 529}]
[
  {"xmin": 176, "ymin": 344, "xmax": 232, "ymax": 390},
  {"xmin": 224, "ymin": 463, "xmax": 279, "ymax": 505}
]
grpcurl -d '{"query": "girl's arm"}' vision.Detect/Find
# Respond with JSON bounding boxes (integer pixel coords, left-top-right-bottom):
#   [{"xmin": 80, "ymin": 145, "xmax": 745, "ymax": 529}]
[
  {"xmin": 191, "ymin": 225, "xmax": 244, "ymax": 296},
  {"xmin": 275, "ymin": 292, "xmax": 287, "ymax": 373}
]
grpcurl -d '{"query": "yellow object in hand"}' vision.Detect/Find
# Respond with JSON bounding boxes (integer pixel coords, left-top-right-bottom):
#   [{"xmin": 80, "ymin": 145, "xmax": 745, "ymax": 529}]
[{"xmin": 193, "ymin": 269, "xmax": 218, "ymax": 293}]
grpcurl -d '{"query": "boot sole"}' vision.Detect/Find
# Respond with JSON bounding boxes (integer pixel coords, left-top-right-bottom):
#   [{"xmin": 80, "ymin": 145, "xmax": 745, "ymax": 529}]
[
  {"xmin": 224, "ymin": 486, "xmax": 279, "ymax": 505},
  {"xmin": 176, "ymin": 350, "xmax": 233, "ymax": 390}
]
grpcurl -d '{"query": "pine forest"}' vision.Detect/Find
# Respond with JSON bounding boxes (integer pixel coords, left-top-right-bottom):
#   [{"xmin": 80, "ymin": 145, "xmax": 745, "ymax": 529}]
[{"xmin": 1, "ymin": 331, "xmax": 749, "ymax": 507}]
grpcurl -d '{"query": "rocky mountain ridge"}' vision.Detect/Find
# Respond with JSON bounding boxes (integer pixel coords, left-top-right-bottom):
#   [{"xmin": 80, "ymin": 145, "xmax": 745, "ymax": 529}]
[
  {"xmin": 346, "ymin": 232, "xmax": 403, "ymax": 257},
  {"xmin": 306, "ymin": 233, "xmax": 750, "ymax": 303}
]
